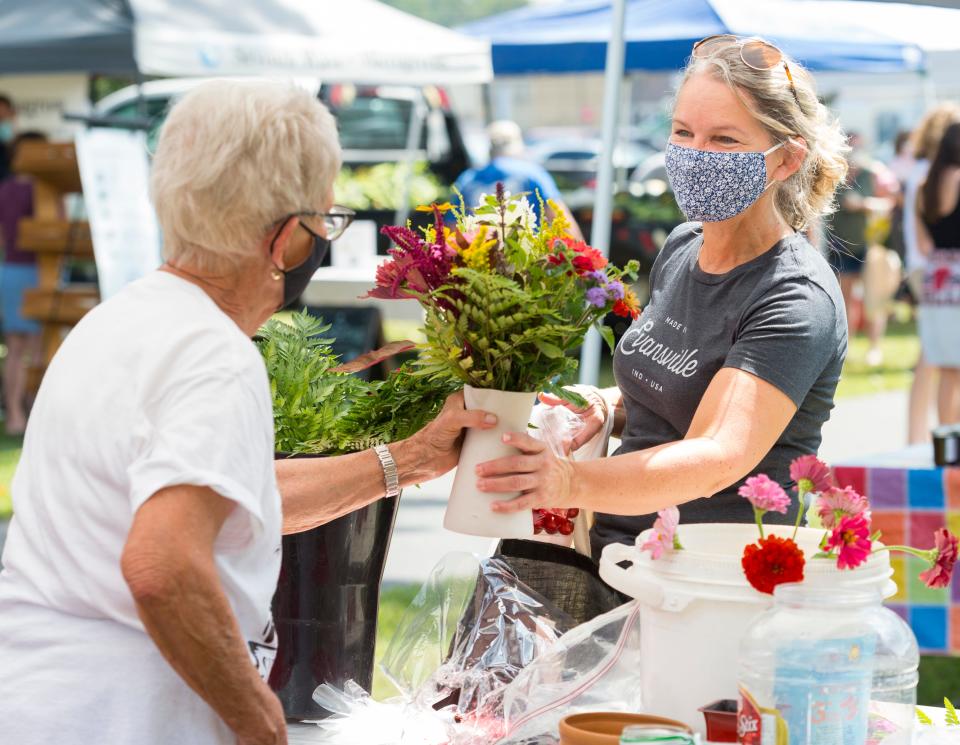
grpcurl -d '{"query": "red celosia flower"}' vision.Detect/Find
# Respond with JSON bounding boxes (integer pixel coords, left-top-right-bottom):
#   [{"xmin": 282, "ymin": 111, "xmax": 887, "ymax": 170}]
[
  {"xmin": 919, "ymin": 528, "xmax": 959, "ymax": 589},
  {"xmin": 741, "ymin": 535, "xmax": 806, "ymax": 594},
  {"xmin": 826, "ymin": 513, "xmax": 872, "ymax": 570}
]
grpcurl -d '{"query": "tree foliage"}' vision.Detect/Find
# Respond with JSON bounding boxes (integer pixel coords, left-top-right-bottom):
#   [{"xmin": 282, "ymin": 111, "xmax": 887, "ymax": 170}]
[{"xmin": 380, "ymin": 0, "xmax": 527, "ymax": 27}]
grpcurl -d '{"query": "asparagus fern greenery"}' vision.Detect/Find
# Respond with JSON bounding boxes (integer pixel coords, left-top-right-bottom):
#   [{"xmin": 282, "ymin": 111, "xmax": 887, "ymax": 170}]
[{"xmin": 256, "ymin": 311, "xmax": 459, "ymax": 455}]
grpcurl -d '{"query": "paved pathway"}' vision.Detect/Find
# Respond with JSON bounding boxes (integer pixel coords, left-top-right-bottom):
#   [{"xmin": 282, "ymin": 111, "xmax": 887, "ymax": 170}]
[{"xmin": 0, "ymin": 389, "xmax": 919, "ymax": 581}]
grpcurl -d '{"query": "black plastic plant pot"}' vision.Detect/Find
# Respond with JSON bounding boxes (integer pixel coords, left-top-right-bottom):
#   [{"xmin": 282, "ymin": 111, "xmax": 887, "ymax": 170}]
[{"xmin": 268, "ymin": 451, "xmax": 400, "ymax": 721}]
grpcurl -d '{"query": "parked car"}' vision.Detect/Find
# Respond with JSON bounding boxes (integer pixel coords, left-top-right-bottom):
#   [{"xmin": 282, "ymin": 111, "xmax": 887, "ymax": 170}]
[
  {"xmin": 95, "ymin": 79, "xmax": 471, "ymax": 254},
  {"xmin": 528, "ymin": 137, "xmax": 653, "ymax": 207}
]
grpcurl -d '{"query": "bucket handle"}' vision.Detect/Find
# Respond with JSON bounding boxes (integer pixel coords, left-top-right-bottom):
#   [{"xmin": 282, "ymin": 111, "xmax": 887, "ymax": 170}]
[{"xmin": 600, "ymin": 542, "xmax": 702, "ymax": 613}]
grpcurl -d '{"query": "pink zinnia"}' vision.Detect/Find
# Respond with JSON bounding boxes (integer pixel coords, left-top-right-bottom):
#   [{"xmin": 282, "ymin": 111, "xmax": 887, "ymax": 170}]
[
  {"xmin": 919, "ymin": 528, "xmax": 959, "ymax": 589},
  {"xmin": 738, "ymin": 474, "xmax": 790, "ymax": 514},
  {"xmin": 826, "ymin": 513, "xmax": 873, "ymax": 570},
  {"xmin": 789, "ymin": 454, "xmax": 833, "ymax": 496},
  {"xmin": 817, "ymin": 486, "xmax": 870, "ymax": 530},
  {"xmin": 640, "ymin": 507, "xmax": 680, "ymax": 560}
]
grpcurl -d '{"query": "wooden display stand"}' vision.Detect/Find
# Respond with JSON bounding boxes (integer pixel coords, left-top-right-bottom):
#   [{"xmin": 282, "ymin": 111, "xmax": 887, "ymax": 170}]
[{"xmin": 12, "ymin": 142, "xmax": 99, "ymax": 391}]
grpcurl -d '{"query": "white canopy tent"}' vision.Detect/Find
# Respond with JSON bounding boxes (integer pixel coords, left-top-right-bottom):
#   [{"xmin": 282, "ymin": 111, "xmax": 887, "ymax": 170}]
[
  {"xmin": 0, "ymin": 0, "xmax": 493, "ymax": 84},
  {"xmin": 130, "ymin": 0, "xmax": 493, "ymax": 84}
]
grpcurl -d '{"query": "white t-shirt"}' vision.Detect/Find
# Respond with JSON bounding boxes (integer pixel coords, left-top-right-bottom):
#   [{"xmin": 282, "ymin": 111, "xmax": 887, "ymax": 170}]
[
  {"xmin": 0, "ymin": 271, "xmax": 282, "ymax": 745},
  {"xmin": 904, "ymin": 158, "xmax": 930, "ymax": 274}
]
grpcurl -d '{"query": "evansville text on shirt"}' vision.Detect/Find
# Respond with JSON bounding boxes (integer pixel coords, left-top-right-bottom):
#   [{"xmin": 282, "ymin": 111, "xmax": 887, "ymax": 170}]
[{"xmin": 617, "ymin": 318, "xmax": 700, "ymax": 378}]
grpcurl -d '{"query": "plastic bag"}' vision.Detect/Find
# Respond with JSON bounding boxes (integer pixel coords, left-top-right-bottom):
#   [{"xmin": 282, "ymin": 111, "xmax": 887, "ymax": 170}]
[
  {"xmin": 496, "ymin": 600, "xmax": 644, "ymax": 745},
  {"xmin": 529, "ymin": 391, "xmax": 615, "ymax": 547},
  {"xmin": 311, "ymin": 552, "xmax": 575, "ymax": 744}
]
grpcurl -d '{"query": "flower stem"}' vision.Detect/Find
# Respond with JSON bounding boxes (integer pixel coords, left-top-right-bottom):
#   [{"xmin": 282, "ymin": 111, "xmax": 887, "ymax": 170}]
[
  {"xmin": 791, "ymin": 485, "xmax": 807, "ymax": 541},
  {"xmin": 873, "ymin": 545, "xmax": 938, "ymax": 564},
  {"xmin": 754, "ymin": 507, "xmax": 766, "ymax": 540}
]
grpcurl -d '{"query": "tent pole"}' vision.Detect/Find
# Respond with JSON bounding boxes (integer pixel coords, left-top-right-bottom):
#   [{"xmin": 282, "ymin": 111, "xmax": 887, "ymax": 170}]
[{"xmin": 579, "ymin": 0, "xmax": 628, "ymax": 387}]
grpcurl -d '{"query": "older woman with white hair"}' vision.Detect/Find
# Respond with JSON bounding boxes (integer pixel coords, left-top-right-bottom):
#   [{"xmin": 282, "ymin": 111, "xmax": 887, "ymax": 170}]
[{"xmin": 0, "ymin": 81, "xmax": 494, "ymax": 745}]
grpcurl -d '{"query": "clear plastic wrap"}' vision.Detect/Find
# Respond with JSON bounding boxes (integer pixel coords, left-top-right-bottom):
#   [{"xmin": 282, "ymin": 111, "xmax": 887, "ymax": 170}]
[
  {"xmin": 496, "ymin": 600, "xmax": 644, "ymax": 745},
  {"xmin": 310, "ymin": 552, "xmax": 575, "ymax": 744}
]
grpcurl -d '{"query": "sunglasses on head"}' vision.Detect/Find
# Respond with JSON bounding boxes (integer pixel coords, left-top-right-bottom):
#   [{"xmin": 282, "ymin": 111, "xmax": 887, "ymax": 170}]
[{"xmin": 693, "ymin": 35, "xmax": 801, "ymax": 108}]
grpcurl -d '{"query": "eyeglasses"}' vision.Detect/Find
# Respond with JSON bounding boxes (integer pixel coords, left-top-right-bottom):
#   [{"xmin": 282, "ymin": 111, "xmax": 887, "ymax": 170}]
[
  {"xmin": 279, "ymin": 206, "xmax": 356, "ymax": 242},
  {"xmin": 692, "ymin": 35, "xmax": 801, "ymax": 108}
]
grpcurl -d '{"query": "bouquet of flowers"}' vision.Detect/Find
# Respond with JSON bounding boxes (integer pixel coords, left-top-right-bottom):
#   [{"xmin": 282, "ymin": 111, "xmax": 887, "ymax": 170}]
[
  {"xmin": 368, "ymin": 186, "xmax": 639, "ymax": 537},
  {"xmin": 641, "ymin": 455, "xmax": 959, "ymax": 596}
]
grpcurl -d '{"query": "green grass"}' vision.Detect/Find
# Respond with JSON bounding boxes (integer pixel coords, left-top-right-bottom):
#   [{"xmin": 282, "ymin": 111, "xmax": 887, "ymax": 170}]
[
  {"xmin": 0, "ymin": 430, "xmax": 23, "ymax": 520},
  {"xmin": 372, "ymin": 583, "xmax": 420, "ymax": 700},
  {"xmin": 835, "ymin": 320, "xmax": 920, "ymax": 400}
]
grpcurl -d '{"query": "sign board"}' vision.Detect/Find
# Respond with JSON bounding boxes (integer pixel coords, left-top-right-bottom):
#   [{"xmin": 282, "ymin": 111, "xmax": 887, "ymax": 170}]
[
  {"xmin": 75, "ymin": 128, "xmax": 162, "ymax": 300},
  {"xmin": 0, "ymin": 74, "xmax": 89, "ymax": 140},
  {"xmin": 331, "ymin": 219, "xmax": 378, "ymax": 272}
]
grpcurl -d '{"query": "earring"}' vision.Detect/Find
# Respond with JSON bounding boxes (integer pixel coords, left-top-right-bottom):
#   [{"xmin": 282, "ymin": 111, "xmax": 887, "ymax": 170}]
[{"xmin": 271, "ymin": 269, "xmax": 283, "ymax": 281}]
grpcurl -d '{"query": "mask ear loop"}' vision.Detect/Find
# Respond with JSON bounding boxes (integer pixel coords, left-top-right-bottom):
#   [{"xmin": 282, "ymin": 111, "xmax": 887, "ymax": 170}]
[{"xmin": 762, "ymin": 138, "xmax": 793, "ymax": 190}]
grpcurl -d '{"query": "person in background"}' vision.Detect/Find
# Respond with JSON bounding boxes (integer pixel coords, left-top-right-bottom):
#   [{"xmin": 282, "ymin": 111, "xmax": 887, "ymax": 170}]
[
  {"xmin": 829, "ymin": 133, "xmax": 894, "ymax": 366},
  {"xmin": 0, "ymin": 94, "xmax": 14, "ymax": 134},
  {"xmin": 917, "ymin": 121, "xmax": 960, "ymax": 427},
  {"xmin": 453, "ymin": 120, "xmax": 583, "ymax": 239},
  {"xmin": 905, "ymin": 104, "xmax": 960, "ymax": 442},
  {"xmin": 0, "ymin": 131, "xmax": 44, "ymax": 435}
]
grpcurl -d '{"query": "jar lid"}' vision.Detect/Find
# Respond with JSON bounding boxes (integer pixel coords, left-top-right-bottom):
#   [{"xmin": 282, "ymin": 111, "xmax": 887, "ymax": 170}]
[{"xmin": 620, "ymin": 724, "xmax": 695, "ymax": 743}]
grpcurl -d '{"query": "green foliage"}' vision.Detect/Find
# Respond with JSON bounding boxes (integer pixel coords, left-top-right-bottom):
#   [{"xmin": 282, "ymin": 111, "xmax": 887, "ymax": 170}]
[
  {"xmin": 917, "ymin": 698, "xmax": 960, "ymax": 726},
  {"xmin": 377, "ymin": 190, "xmax": 638, "ymax": 406},
  {"xmin": 256, "ymin": 312, "xmax": 457, "ymax": 455},
  {"xmin": 380, "ymin": 0, "xmax": 527, "ymax": 27},
  {"xmin": 334, "ymin": 162, "xmax": 445, "ymax": 212},
  {"xmin": 946, "ymin": 698, "xmax": 959, "ymax": 726}
]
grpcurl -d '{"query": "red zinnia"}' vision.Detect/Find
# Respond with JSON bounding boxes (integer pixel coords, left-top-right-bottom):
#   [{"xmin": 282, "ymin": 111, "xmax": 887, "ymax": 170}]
[
  {"xmin": 613, "ymin": 288, "xmax": 641, "ymax": 320},
  {"xmin": 741, "ymin": 535, "xmax": 806, "ymax": 595},
  {"xmin": 919, "ymin": 528, "xmax": 959, "ymax": 589}
]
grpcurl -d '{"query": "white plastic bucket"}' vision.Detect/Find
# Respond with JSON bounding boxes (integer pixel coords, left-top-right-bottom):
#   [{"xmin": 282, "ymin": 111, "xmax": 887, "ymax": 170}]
[{"xmin": 598, "ymin": 523, "xmax": 895, "ymax": 735}]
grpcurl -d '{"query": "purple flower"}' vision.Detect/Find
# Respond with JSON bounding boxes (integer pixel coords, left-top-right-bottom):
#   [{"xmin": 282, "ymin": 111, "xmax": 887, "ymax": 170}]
[
  {"xmin": 585, "ymin": 287, "xmax": 608, "ymax": 308},
  {"xmin": 605, "ymin": 280, "xmax": 626, "ymax": 300},
  {"xmin": 587, "ymin": 270, "xmax": 608, "ymax": 284}
]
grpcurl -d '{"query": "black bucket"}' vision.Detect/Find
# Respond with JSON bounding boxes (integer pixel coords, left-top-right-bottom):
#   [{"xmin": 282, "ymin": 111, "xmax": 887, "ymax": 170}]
[{"xmin": 268, "ymin": 452, "xmax": 399, "ymax": 720}]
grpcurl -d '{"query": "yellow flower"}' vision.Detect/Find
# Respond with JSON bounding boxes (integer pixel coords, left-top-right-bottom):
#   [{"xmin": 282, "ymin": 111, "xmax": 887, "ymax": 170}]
[
  {"xmin": 416, "ymin": 202, "xmax": 453, "ymax": 213},
  {"xmin": 535, "ymin": 199, "xmax": 572, "ymax": 255},
  {"xmin": 462, "ymin": 227, "xmax": 496, "ymax": 271}
]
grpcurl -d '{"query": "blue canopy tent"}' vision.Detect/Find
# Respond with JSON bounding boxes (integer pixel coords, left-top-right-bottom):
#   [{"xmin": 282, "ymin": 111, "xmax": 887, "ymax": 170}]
[
  {"xmin": 463, "ymin": 0, "xmax": 925, "ymax": 384},
  {"xmin": 461, "ymin": 0, "xmax": 925, "ymax": 75}
]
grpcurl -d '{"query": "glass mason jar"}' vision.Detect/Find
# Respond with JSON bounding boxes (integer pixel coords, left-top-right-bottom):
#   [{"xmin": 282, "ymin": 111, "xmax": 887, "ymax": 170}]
[{"xmin": 737, "ymin": 583, "xmax": 918, "ymax": 744}]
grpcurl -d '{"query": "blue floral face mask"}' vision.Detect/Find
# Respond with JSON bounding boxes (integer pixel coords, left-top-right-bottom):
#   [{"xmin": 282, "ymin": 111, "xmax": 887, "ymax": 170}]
[{"xmin": 665, "ymin": 141, "xmax": 784, "ymax": 222}]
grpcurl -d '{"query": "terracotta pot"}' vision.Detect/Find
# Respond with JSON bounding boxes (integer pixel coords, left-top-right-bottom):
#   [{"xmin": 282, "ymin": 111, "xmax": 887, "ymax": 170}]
[{"xmin": 559, "ymin": 712, "xmax": 693, "ymax": 745}]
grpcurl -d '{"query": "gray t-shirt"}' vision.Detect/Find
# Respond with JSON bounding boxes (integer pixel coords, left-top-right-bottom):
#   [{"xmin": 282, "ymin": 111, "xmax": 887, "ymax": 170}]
[{"xmin": 591, "ymin": 222, "xmax": 847, "ymax": 558}]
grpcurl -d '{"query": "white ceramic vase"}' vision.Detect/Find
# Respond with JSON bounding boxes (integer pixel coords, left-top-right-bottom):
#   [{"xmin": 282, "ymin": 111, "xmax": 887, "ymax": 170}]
[{"xmin": 444, "ymin": 385, "xmax": 538, "ymax": 538}]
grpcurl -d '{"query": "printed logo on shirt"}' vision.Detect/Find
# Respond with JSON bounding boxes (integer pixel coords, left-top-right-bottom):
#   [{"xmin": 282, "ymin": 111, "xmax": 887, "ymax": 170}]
[
  {"xmin": 248, "ymin": 619, "xmax": 278, "ymax": 679},
  {"xmin": 618, "ymin": 318, "xmax": 700, "ymax": 379}
]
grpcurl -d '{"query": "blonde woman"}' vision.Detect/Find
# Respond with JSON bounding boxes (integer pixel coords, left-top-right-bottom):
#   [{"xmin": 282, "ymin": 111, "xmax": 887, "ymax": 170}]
[
  {"xmin": 0, "ymin": 81, "xmax": 493, "ymax": 745},
  {"xmin": 477, "ymin": 36, "xmax": 849, "ymax": 560}
]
